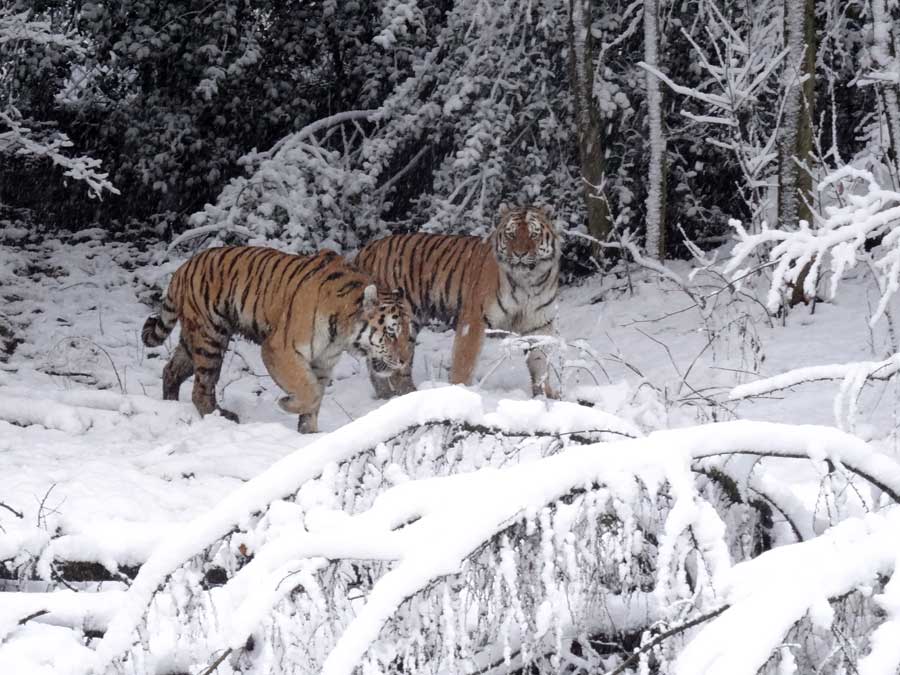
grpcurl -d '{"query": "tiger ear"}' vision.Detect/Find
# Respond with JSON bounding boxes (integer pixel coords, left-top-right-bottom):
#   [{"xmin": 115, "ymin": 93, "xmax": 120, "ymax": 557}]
[
  {"xmin": 391, "ymin": 287, "xmax": 407, "ymax": 302},
  {"xmin": 363, "ymin": 284, "xmax": 378, "ymax": 311},
  {"xmin": 498, "ymin": 202, "xmax": 511, "ymax": 219}
]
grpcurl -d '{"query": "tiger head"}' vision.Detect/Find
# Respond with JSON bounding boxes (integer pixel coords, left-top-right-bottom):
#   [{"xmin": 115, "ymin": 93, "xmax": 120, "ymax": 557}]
[
  {"xmin": 492, "ymin": 205, "xmax": 559, "ymax": 278},
  {"xmin": 357, "ymin": 285, "xmax": 415, "ymax": 377}
]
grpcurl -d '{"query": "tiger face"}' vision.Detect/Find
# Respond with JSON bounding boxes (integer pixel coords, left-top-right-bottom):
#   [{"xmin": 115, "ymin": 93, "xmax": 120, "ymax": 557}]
[
  {"xmin": 357, "ymin": 286, "xmax": 415, "ymax": 377},
  {"xmin": 493, "ymin": 206, "xmax": 559, "ymax": 275}
]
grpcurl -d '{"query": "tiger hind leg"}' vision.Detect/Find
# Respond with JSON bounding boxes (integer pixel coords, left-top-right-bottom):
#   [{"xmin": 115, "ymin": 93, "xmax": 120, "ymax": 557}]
[
  {"xmin": 187, "ymin": 329, "xmax": 239, "ymax": 423},
  {"xmin": 261, "ymin": 338, "xmax": 323, "ymax": 433},
  {"xmin": 162, "ymin": 341, "xmax": 194, "ymax": 401}
]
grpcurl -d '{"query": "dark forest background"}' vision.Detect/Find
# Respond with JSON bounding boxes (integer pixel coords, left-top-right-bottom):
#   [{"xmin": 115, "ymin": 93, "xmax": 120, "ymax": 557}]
[{"xmin": 2, "ymin": 0, "xmax": 896, "ymax": 270}]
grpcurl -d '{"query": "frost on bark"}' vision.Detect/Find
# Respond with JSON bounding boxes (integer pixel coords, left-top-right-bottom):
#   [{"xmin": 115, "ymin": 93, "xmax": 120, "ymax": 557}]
[
  {"xmin": 568, "ymin": 0, "xmax": 612, "ymax": 256},
  {"xmin": 777, "ymin": 0, "xmax": 816, "ymax": 306},
  {"xmin": 643, "ymin": 0, "xmax": 667, "ymax": 260},
  {"xmin": 778, "ymin": 0, "xmax": 816, "ymax": 230},
  {"xmin": 868, "ymin": 0, "xmax": 900, "ymax": 182}
]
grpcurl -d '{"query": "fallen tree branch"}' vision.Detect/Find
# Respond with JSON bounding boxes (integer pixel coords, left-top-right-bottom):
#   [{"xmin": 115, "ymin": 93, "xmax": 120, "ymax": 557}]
[
  {"xmin": 730, "ymin": 354, "xmax": 900, "ymax": 400},
  {"xmin": 603, "ymin": 604, "xmax": 730, "ymax": 675},
  {"xmin": 17, "ymin": 610, "xmax": 48, "ymax": 625}
]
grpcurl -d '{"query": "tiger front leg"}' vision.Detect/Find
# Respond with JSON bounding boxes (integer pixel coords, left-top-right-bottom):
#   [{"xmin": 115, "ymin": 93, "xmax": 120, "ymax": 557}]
[
  {"xmin": 449, "ymin": 311, "xmax": 486, "ymax": 386},
  {"xmin": 367, "ymin": 351, "xmax": 416, "ymax": 399},
  {"xmin": 261, "ymin": 338, "xmax": 324, "ymax": 433},
  {"xmin": 525, "ymin": 325, "xmax": 560, "ymax": 400}
]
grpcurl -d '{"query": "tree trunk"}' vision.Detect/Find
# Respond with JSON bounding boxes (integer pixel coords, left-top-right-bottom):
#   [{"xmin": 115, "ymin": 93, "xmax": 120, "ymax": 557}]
[
  {"xmin": 779, "ymin": 0, "xmax": 817, "ymax": 306},
  {"xmin": 568, "ymin": 0, "xmax": 612, "ymax": 257},
  {"xmin": 778, "ymin": 0, "xmax": 816, "ymax": 229},
  {"xmin": 643, "ymin": 0, "xmax": 667, "ymax": 260},
  {"xmin": 870, "ymin": 0, "xmax": 900, "ymax": 183}
]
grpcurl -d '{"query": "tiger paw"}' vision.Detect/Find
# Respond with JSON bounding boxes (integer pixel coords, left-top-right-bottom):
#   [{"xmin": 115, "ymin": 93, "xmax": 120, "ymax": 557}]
[
  {"xmin": 297, "ymin": 414, "xmax": 318, "ymax": 434},
  {"xmin": 392, "ymin": 379, "xmax": 417, "ymax": 396}
]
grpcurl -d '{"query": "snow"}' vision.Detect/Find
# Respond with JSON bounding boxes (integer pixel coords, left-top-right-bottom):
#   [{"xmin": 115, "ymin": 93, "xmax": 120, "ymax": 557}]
[
  {"xmin": 677, "ymin": 511, "xmax": 900, "ymax": 675},
  {"xmin": 2, "ymin": 231, "xmax": 900, "ymax": 673}
]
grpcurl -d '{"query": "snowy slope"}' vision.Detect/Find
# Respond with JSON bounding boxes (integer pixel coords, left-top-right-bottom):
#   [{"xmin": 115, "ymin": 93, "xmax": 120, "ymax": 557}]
[
  {"xmin": 1, "ymin": 229, "xmax": 896, "ymax": 565},
  {"xmin": 1, "ymin": 229, "xmax": 898, "ymax": 673}
]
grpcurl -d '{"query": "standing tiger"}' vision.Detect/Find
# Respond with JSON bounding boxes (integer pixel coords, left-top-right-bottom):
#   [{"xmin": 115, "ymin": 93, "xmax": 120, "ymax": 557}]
[
  {"xmin": 141, "ymin": 246, "xmax": 414, "ymax": 433},
  {"xmin": 355, "ymin": 205, "xmax": 560, "ymax": 399}
]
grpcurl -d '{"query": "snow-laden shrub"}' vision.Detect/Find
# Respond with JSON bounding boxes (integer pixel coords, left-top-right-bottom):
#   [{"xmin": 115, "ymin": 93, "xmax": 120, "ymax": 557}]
[
  {"xmin": 28, "ymin": 389, "xmax": 897, "ymax": 675},
  {"xmin": 184, "ymin": 111, "xmax": 383, "ymax": 254},
  {"xmin": 727, "ymin": 166, "xmax": 900, "ymax": 430},
  {"xmin": 728, "ymin": 167, "xmax": 900, "ymax": 322}
]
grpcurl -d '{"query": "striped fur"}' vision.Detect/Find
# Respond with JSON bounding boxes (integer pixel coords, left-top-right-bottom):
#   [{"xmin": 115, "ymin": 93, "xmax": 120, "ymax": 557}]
[
  {"xmin": 142, "ymin": 246, "xmax": 413, "ymax": 432},
  {"xmin": 355, "ymin": 205, "xmax": 560, "ymax": 398}
]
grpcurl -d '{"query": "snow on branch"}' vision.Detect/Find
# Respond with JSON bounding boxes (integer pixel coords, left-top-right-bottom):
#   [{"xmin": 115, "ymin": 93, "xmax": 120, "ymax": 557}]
[
  {"xmin": 88, "ymin": 388, "xmax": 641, "ymax": 671},
  {"xmin": 0, "ymin": 590, "xmax": 122, "ymax": 642},
  {"xmin": 373, "ymin": 0, "xmax": 426, "ymax": 49},
  {"xmin": 73, "ymin": 389, "xmax": 900, "ymax": 675},
  {"xmin": 636, "ymin": 6, "xmax": 788, "ymax": 226},
  {"xmin": 725, "ymin": 166, "xmax": 900, "ymax": 319},
  {"xmin": 186, "ymin": 109, "xmax": 384, "ymax": 252},
  {"xmin": 0, "ymin": 387, "xmax": 196, "ymax": 436},
  {"xmin": 0, "ymin": 8, "xmax": 84, "ymax": 53},
  {"xmin": 677, "ymin": 509, "xmax": 900, "ymax": 675},
  {"xmin": 636, "ymin": 61, "xmax": 731, "ymax": 110},
  {"xmin": 0, "ymin": 11, "xmax": 117, "ymax": 201},
  {"xmin": 729, "ymin": 354, "xmax": 900, "ymax": 432},
  {"xmin": 0, "ymin": 109, "xmax": 119, "ymax": 200}
]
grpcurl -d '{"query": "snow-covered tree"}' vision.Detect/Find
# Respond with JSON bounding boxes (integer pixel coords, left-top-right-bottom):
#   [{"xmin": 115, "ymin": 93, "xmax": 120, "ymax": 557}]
[
  {"xmin": 727, "ymin": 165, "xmax": 900, "ymax": 430},
  {"xmin": 569, "ymin": 0, "xmax": 614, "ymax": 253},
  {"xmin": 0, "ymin": 6, "xmax": 117, "ymax": 211},
  {"xmin": 857, "ymin": 0, "xmax": 900, "ymax": 188}
]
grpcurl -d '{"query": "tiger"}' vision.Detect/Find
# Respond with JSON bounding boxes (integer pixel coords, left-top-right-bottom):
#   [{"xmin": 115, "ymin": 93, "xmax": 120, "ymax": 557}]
[
  {"xmin": 141, "ymin": 246, "xmax": 414, "ymax": 433},
  {"xmin": 355, "ymin": 205, "xmax": 560, "ymax": 399}
]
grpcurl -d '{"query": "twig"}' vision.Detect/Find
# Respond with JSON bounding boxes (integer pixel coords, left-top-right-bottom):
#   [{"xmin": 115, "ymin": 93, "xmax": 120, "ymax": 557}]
[
  {"xmin": 331, "ymin": 396, "xmax": 354, "ymax": 423},
  {"xmin": 0, "ymin": 501, "xmax": 23, "ymax": 518},
  {"xmin": 603, "ymin": 605, "xmax": 730, "ymax": 675},
  {"xmin": 35, "ymin": 483, "xmax": 58, "ymax": 529},
  {"xmin": 635, "ymin": 327, "xmax": 683, "ymax": 379},
  {"xmin": 198, "ymin": 648, "xmax": 233, "ymax": 675},
  {"xmin": 48, "ymin": 336, "xmax": 124, "ymax": 393},
  {"xmin": 58, "ymin": 282, "xmax": 99, "ymax": 291},
  {"xmin": 17, "ymin": 610, "xmax": 49, "ymax": 625}
]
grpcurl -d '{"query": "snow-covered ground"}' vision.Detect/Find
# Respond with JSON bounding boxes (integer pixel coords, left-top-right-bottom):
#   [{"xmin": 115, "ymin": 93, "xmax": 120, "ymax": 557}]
[{"xmin": 1, "ymin": 228, "xmax": 898, "ymax": 673}]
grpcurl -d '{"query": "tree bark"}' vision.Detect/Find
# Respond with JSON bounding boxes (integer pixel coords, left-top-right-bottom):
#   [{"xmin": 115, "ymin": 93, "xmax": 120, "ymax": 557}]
[
  {"xmin": 870, "ymin": 0, "xmax": 900, "ymax": 183},
  {"xmin": 778, "ymin": 0, "xmax": 816, "ymax": 230},
  {"xmin": 643, "ymin": 0, "xmax": 667, "ymax": 260},
  {"xmin": 779, "ymin": 0, "xmax": 817, "ymax": 306},
  {"xmin": 568, "ymin": 0, "xmax": 613, "ymax": 257}
]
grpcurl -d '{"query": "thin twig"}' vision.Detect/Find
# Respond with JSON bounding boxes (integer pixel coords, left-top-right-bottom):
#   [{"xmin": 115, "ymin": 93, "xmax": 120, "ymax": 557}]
[
  {"xmin": 603, "ymin": 605, "xmax": 730, "ymax": 675},
  {"xmin": 17, "ymin": 610, "xmax": 49, "ymax": 625},
  {"xmin": 0, "ymin": 501, "xmax": 23, "ymax": 518},
  {"xmin": 35, "ymin": 483, "xmax": 58, "ymax": 529},
  {"xmin": 198, "ymin": 648, "xmax": 233, "ymax": 675}
]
